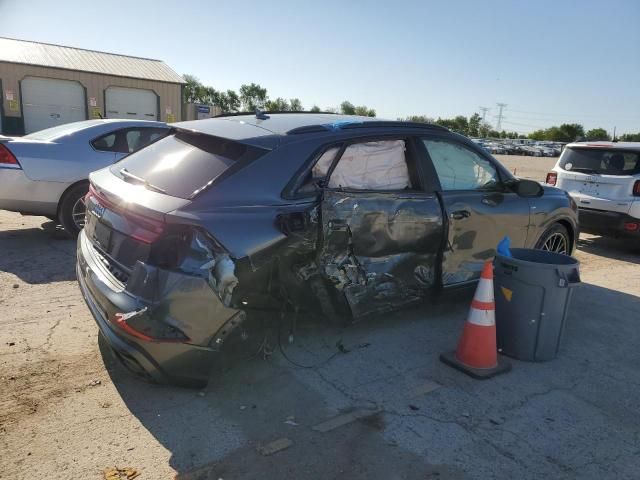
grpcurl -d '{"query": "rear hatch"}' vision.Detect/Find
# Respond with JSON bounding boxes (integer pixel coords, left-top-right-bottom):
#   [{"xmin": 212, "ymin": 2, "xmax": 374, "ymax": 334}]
[
  {"xmin": 556, "ymin": 146, "xmax": 640, "ymax": 214},
  {"xmin": 84, "ymin": 129, "xmax": 268, "ymax": 284}
]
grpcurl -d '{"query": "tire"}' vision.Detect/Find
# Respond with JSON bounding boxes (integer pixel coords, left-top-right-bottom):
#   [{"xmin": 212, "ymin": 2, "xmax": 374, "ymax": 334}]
[
  {"xmin": 535, "ymin": 223, "xmax": 571, "ymax": 255},
  {"xmin": 58, "ymin": 183, "xmax": 89, "ymax": 237}
]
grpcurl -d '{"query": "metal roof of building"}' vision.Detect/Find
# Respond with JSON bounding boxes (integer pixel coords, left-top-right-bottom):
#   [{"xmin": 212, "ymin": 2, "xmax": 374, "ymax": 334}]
[{"xmin": 0, "ymin": 37, "xmax": 185, "ymax": 84}]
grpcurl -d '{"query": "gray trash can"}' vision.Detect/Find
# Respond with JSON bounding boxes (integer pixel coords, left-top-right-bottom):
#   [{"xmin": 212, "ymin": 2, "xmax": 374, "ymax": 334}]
[{"xmin": 494, "ymin": 248, "xmax": 580, "ymax": 361}]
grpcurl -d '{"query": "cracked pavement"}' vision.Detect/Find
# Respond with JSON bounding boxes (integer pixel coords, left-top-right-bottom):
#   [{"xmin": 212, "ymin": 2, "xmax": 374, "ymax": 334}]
[{"xmin": 1, "ymin": 156, "xmax": 640, "ymax": 479}]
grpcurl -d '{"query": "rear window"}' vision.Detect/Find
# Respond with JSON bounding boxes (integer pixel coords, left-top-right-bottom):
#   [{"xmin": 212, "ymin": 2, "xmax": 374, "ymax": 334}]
[
  {"xmin": 560, "ymin": 147, "xmax": 640, "ymax": 175},
  {"xmin": 110, "ymin": 131, "xmax": 267, "ymax": 198}
]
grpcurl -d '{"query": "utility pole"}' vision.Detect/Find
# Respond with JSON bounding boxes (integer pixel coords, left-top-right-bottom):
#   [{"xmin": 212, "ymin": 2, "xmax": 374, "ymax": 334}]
[
  {"xmin": 495, "ymin": 103, "xmax": 507, "ymax": 131},
  {"xmin": 479, "ymin": 106, "xmax": 489, "ymax": 123}
]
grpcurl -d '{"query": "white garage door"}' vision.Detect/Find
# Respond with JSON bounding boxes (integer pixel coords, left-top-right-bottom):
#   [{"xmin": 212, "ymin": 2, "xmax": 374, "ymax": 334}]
[
  {"xmin": 105, "ymin": 87, "xmax": 157, "ymax": 120},
  {"xmin": 22, "ymin": 77, "xmax": 86, "ymax": 134}
]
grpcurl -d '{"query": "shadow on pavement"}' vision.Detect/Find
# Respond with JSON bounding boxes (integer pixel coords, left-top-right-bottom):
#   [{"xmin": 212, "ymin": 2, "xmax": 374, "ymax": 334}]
[
  {"xmin": 0, "ymin": 220, "xmax": 76, "ymax": 284},
  {"xmin": 101, "ymin": 302, "xmax": 467, "ymax": 479},
  {"xmin": 577, "ymin": 234, "xmax": 640, "ymax": 264},
  {"xmin": 100, "ymin": 279, "xmax": 640, "ymax": 479}
]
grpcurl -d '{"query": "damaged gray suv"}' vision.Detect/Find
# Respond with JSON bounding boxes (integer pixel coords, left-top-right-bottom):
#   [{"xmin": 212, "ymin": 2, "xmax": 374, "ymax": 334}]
[{"xmin": 76, "ymin": 113, "xmax": 578, "ymax": 387}]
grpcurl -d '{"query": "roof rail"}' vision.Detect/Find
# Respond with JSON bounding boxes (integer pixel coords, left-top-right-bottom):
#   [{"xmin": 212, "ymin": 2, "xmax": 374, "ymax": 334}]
[
  {"xmin": 287, "ymin": 121, "xmax": 449, "ymax": 135},
  {"xmin": 213, "ymin": 110, "xmax": 339, "ymax": 118}
]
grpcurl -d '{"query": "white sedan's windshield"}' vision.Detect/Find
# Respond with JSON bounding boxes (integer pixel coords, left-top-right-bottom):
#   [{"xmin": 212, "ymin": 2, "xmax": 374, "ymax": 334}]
[{"xmin": 23, "ymin": 120, "xmax": 104, "ymax": 141}]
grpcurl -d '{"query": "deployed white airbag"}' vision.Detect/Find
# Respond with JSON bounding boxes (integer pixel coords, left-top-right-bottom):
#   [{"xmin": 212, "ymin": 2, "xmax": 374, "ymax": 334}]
[{"xmin": 313, "ymin": 140, "xmax": 410, "ymax": 190}]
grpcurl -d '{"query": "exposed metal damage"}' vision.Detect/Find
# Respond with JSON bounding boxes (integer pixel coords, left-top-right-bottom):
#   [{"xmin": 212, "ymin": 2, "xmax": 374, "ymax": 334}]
[
  {"xmin": 120, "ymin": 230, "xmax": 245, "ymax": 351},
  {"xmin": 315, "ymin": 190, "xmax": 443, "ymax": 318}
]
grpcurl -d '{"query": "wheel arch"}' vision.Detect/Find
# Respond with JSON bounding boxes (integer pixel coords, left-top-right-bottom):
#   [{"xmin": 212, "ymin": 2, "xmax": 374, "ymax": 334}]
[
  {"xmin": 556, "ymin": 218, "xmax": 576, "ymax": 254},
  {"xmin": 56, "ymin": 179, "xmax": 89, "ymax": 218}
]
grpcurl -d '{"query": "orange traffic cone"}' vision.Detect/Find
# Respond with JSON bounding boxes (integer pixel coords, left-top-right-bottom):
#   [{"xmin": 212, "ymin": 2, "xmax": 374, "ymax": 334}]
[{"xmin": 440, "ymin": 260, "xmax": 511, "ymax": 379}]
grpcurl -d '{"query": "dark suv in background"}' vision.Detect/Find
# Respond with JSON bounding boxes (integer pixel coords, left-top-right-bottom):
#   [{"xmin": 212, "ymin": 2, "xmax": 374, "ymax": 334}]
[{"xmin": 76, "ymin": 113, "xmax": 578, "ymax": 387}]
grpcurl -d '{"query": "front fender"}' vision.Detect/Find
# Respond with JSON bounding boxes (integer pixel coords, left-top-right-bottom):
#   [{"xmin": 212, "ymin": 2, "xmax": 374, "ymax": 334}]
[{"xmin": 528, "ymin": 189, "xmax": 579, "ymax": 252}]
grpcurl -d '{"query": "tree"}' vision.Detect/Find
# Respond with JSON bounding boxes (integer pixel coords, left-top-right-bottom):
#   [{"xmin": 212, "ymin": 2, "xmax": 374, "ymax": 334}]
[
  {"xmin": 183, "ymin": 74, "xmax": 203, "ymax": 103},
  {"xmin": 619, "ymin": 132, "xmax": 640, "ymax": 141},
  {"xmin": 264, "ymin": 97, "xmax": 290, "ymax": 111},
  {"xmin": 222, "ymin": 90, "xmax": 241, "ymax": 112},
  {"xmin": 239, "ymin": 83, "xmax": 268, "ymax": 111},
  {"xmin": 354, "ymin": 105, "xmax": 376, "ymax": 117},
  {"xmin": 403, "ymin": 115, "xmax": 434, "ymax": 123},
  {"xmin": 528, "ymin": 124, "xmax": 586, "ymax": 142},
  {"xmin": 468, "ymin": 113, "xmax": 481, "ymax": 137},
  {"xmin": 585, "ymin": 128, "xmax": 610, "ymax": 141},
  {"xmin": 435, "ymin": 116, "xmax": 469, "ymax": 135},
  {"xmin": 289, "ymin": 98, "xmax": 303, "ymax": 111},
  {"xmin": 340, "ymin": 101, "xmax": 356, "ymax": 115},
  {"xmin": 528, "ymin": 129, "xmax": 546, "ymax": 140},
  {"xmin": 200, "ymin": 86, "xmax": 218, "ymax": 105},
  {"xmin": 558, "ymin": 123, "xmax": 585, "ymax": 142},
  {"xmin": 479, "ymin": 121, "xmax": 491, "ymax": 138},
  {"xmin": 310, "ymin": 105, "xmax": 321, "ymax": 112}
]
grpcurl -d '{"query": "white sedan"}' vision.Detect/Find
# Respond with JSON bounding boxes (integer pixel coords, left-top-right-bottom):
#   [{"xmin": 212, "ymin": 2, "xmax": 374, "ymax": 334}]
[{"xmin": 0, "ymin": 119, "xmax": 169, "ymax": 235}]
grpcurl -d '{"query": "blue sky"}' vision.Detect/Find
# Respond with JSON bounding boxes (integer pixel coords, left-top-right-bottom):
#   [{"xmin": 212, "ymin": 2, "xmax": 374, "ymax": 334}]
[{"xmin": 1, "ymin": 0, "xmax": 638, "ymax": 134}]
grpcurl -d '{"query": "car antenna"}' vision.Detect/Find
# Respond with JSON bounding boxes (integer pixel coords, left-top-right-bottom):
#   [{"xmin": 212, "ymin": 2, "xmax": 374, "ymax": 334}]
[{"xmin": 255, "ymin": 108, "xmax": 269, "ymax": 120}]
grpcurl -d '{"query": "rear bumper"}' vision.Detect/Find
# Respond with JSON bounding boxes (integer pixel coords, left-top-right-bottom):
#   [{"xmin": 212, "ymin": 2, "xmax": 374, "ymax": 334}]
[
  {"xmin": 0, "ymin": 168, "xmax": 63, "ymax": 216},
  {"xmin": 76, "ymin": 230, "xmax": 236, "ymax": 387},
  {"xmin": 578, "ymin": 208, "xmax": 640, "ymax": 238}
]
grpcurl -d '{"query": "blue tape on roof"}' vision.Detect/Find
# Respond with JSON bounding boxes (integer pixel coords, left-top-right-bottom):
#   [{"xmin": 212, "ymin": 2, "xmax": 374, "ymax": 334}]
[{"xmin": 322, "ymin": 119, "xmax": 364, "ymax": 131}]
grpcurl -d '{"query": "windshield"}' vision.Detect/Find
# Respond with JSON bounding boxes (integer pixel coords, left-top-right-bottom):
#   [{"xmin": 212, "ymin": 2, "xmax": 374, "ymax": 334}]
[
  {"xmin": 559, "ymin": 147, "xmax": 640, "ymax": 175},
  {"xmin": 110, "ymin": 131, "xmax": 268, "ymax": 199},
  {"xmin": 23, "ymin": 120, "xmax": 104, "ymax": 141}
]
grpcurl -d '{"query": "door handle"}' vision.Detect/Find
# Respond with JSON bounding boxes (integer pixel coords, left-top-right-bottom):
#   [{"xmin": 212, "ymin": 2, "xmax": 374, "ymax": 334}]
[
  {"xmin": 450, "ymin": 210, "xmax": 471, "ymax": 220},
  {"xmin": 481, "ymin": 197, "xmax": 498, "ymax": 207}
]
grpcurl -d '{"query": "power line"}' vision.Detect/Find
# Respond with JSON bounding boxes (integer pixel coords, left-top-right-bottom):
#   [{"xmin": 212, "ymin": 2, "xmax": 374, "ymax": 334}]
[
  {"xmin": 479, "ymin": 106, "xmax": 490, "ymax": 123},
  {"xmin": 495, "ymin": 103, "xmax": 507, "ymax": 131}
]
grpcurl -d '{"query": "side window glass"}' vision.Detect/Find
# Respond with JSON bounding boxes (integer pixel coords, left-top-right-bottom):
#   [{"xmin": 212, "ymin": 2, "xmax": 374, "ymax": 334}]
[
  {"xmin": 125, "ymin": 128, "xmax": 169, "ymax": 153},
  {"xmin": 125, "ymin": 129, "xmax": 143, "ymax": 153},
  {"xmin": 325, "ymin": 140, "xmax": 411, "ymax": 190},
  {"xmin": 91, "ymin": 133, "xmax": 117, "ymax": 152},
  {"xmin": 298, "ymin": 147, "xmax": 340, "ymax": 194},
  {"xmin": 423, "ymin": 139, "xmax": 499, "ymax": 191}
]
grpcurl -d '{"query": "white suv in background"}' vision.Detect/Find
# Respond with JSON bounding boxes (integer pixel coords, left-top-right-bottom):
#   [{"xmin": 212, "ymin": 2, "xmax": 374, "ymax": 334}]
[{"xmin": 546, "ymin": 142, "xmax": 640, "ymax": 239}]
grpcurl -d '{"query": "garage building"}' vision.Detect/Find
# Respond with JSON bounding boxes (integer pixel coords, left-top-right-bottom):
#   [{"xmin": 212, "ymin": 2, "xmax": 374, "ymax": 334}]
[{"xmin": 0, "ymin": 37, "xmax": 185, "ymax": 135}]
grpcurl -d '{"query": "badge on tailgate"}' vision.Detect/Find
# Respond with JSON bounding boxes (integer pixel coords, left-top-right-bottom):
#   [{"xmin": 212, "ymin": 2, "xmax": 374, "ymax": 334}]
[{"xmin": 89, "ymin": 200, "xmax": 106, "ymax": 219}]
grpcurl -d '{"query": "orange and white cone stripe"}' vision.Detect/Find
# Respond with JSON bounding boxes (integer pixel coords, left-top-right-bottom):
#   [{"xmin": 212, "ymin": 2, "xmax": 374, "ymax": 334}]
[
  {"xmin": 440, "ymin": 259, "xmax": 510, "ymax": 378},
  {"xmin": 467, "ymin": 265, "xmax": 496, "ymax": 327}
]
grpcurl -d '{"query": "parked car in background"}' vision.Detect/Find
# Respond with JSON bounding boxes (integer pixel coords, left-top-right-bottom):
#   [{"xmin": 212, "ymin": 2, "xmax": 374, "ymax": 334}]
[
  {"xmin": 0, "ymin": 119, "xmax": 169, "ymax": 235},
  {"xmin": 76, "ymin": 113, "xmax": 579, "ymax": 387},
  {"xmin": 546, "ymin": 142, "xmax": 640, "ymax": 238}
]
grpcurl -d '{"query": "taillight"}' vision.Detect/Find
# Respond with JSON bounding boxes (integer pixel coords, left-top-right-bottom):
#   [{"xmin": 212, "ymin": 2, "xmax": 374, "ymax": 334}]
[
  {"xmin": 624, "ymin": 222, "xmax": 639, "ymax": 232},
  {"xmin": 112, "ymin": 310, "xmax": 189, "ymax": 343},
  {"xmin": 123, "ymin": 209, "xmax": 166, "ymax": 244},
  {"xmin": 0, "ymin": 144, "xmax": 20, "ymax": 168},
  {"xmin": 546, "ymin": 172, "xmax": 557, "ymax": 186},
  {"xmin": 633, "ymin": 180, "xmax": 640, "ymax": 197}
]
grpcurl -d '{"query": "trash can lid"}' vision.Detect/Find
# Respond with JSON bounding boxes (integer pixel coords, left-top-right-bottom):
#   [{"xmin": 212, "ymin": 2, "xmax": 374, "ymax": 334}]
[{"xmin": 497, "ymin": 248, "xmax": 579, "ymax": 268}]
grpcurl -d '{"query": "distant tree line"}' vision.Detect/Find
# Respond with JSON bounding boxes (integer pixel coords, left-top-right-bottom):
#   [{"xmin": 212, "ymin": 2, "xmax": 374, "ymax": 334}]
[
  {"xmin": 400, "ymin": 113, "xmax": 522, "ymax": 139},
  {"xmin": 619, "ymin": 132, "xmax": 640, "ymax": 141},
  {"xmin": 528, "ymin": 125, "xmax": 640, "ymax": 142},
  {"xmin": 182, "ymin": 74, "xmax": 375, "ymax": 116},
  {"xmin": 183, "ymin": 76, "xmax": 638, "ymax": 140}
]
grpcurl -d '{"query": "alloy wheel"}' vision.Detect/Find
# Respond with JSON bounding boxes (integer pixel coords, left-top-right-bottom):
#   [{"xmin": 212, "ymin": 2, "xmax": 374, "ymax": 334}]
[
  {"xmin": 71, "ymin": 196, "xmax": 87, "ymax": 230},
  {"xmin": 541, "ymin": 232, "xmax": 568, "ymax": 254}
]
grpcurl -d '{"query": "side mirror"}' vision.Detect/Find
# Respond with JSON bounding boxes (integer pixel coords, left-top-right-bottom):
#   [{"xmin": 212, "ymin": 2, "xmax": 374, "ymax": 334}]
[{"xmin": 512, "ymin": 179, "xmax": 544, "ymax": 197}]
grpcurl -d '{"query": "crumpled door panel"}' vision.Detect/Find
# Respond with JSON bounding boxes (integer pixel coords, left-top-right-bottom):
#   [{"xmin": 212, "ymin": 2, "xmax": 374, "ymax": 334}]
[{"xmin": 319, "ymin": 190, "xmax": 443, "ymax": 318}]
